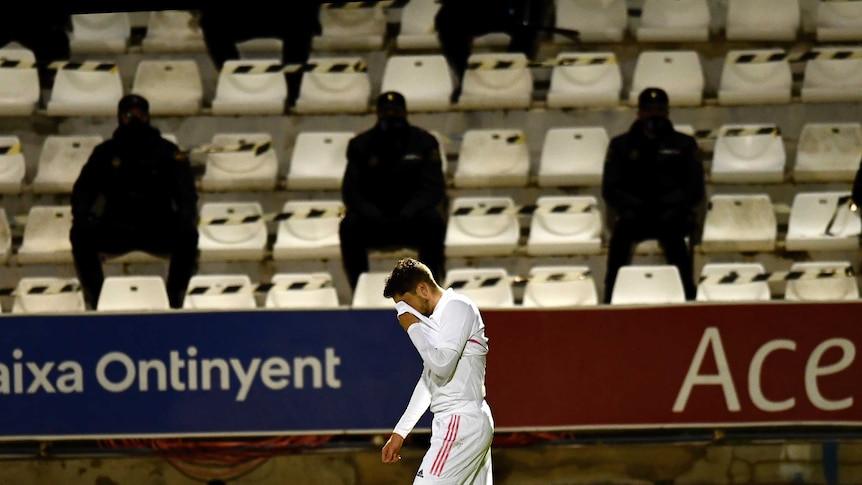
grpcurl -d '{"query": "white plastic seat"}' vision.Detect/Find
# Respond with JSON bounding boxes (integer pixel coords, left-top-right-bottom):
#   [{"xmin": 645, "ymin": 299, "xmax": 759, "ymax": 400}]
[
  {"xmin": 696, "ymin": 263, "xmax": 771, "ymax": 302},
  {"xmin": 286, "ymin": 131, "xmax": 354, "ymax": 191},
  {"xmin": 200, "ymin": 132, "xmax": 279, "ymax": 192},
  {"xmin": 457, "ymin": 53, "xmax": 533, "ymax": 111},
  {"xmin": 444, "ymin": 268, "xmax": 515, "ymax": 309},
  {"xmin": 32, "ymin": 135, "xmax": 104, "ymax": 194},
  {"xmin": 546, "ymin": 52, "xmax": 622, "ymax": 108},
  {"xmin": 793, "ymin": 122, "xmax": 862, "ymax": 182},
  {"xmin": 554, "ymin": 0, "xmax": 628, "ymax": 42},
  {"xmin": 272, "ymin": 199, "xmax": 343, "ymax": 260},
  {"xmin": 314, "ymin": 6, "xmax": 387, "ymax": 50},
  {"xmin": 526, "ymin": 195, "xmax": 602, "ymax": 256},
  {"xmin": 16, "ymin": 205, "xmax": 74, "ymax": 264},
  {"xmin": 537, "ymin": 126, "xmax": 608, "ymax": 187},
  {"xmin": 629, "ymin": 51, "xmax": 704, "ymax": 107},
  {"xmin": 97, "ymin": 275, "xmax": 170, "ymax": 312},
  {"xmin": 454, "ymin": 129, "xmax": 530, "ymax": 188},
  {"xmin": 634, "ymin": 0, "xmax": 711, "ymax": 42},
  {"xmin": 396, "ymin": 0, "xmax": 442, "ymax": 49},
  {"xmin": 351, "ymin": 271, "xmax": 393, "ymax": 309},
  {"xmin": 710, "ymin": 124, "xmax": 786, "ymax": 184},
  {"xmin": 0, "ymin": 44, "xmax": 40, "ymax": 116},
  {"xmin": 183, "ymin": 274, "xmax": 258, "ymax": 310},
  {"xmin": 236, "ymin": 37, "xmax": 283, "ymax": 60},
  {"xmin": 265, "ymin": 272, "xmax": 340, "ymax": 309},
  {"xmin": 0, "ymin": 208, "xmax": 11, "ymax": 264},
  {"xmin": 197, "ymin": 201, "xmax": 268, "ymax": 262},
  {"xmin": 69, "ymin": 12, "xmax": 131, "ymax": 54},
  {"xmin": 726, "ymin": 0, "xmax": 801, "ymax": 41},
  {"xmin": 210, "ymin": 59, "xmax": 287, "ymax": 116},
  {"xmin": 522, "ymin": 265, "xmax": 598, "ymax": 308},
  {"xmin": 718, "ymin": 49, "xmax": 793, "ymax": 106},
  {"xmin": 294, "ymin": 56, "xmax": 371, "ymax": 114},
  {"xmin": 610, "ymin": 265, "xmax": 686, "ymax": 305},
  {"xmin": 46, "ymin": 61, "xmax": 124, "ymax": 117},
  {"xmin": 131, "ymin": 59, "xmax": 203, "ymax": 116},
  {"xmin": 11, "ymin": 276, "xmax": 87, "ymax": 314},
  {"xmin": 444, "ymin": 196, "xmax": 520, "ymax": 257},
  {"xmin": 0, "ymin": 136, "xmax": 26, "ymax": 194},
  {"xmin": 380, "ymin": 55, "xmax": 453, "ymax": 112},
  {"xmin": 784, "ymin": 261, "xmax": 859, "ymax": 301},
  {"xmin": 785, "ymin": 191, "xmax": 861, "ymax": 252},
  {"xmin": 141, "ymin": 10, "xmax": 207, "ymax": 53},
  {"xmin": 816, "ymin": 1, "xmax": 862, "ymax": 42},
  {"xmin": 800, "ymin": 46, "xmax": 862, "ymax": 103},
  {"xmin": 700, "ymin": 194, "xmax": 777, "ymax": 253}
]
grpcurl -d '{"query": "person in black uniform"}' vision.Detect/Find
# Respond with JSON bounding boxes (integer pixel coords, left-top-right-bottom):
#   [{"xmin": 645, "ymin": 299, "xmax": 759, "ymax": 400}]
[
  {"xmin": 601, "ymin": 87, "xmax": 705, "ymax": 304},
  {"xmin": 340, "ymin": 91, "xmax": 447, "ymax": 292},
  {"xmin": 70, "ymin": 94, "xmax": 199, "ymax": 310}
]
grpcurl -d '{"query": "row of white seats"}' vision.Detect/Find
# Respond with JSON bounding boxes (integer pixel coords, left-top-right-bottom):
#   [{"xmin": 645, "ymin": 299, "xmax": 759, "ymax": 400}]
[
  {"xmin": 1, "ymin": 189, "xmax": 858, "ymax": 266},
  {"xmin": 4, "ymin": 259, "xmax": 859, "ymax": 314},
  {"xmin": 4, "ymin": 42, "xmax": 862, "ymax": 117},
  {"xmin": 1, "ymin": 120, "xmax": 858, "ymax": 196}
]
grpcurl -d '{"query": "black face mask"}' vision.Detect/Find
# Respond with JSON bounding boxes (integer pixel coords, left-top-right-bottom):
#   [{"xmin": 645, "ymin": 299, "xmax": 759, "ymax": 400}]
[
  {"xmin": 643, "ymin": 115, "xmax": 671, "ymax": 137},
  {"xmin": 379, "ymin": 116, "xmax": 407, "ymax": 134}
]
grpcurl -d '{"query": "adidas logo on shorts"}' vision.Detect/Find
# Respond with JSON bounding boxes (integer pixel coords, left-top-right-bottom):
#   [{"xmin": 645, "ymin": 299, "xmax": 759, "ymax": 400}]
[{"xmin": 416, "ymin": 469, "xmax": 424, "ymax": 478}]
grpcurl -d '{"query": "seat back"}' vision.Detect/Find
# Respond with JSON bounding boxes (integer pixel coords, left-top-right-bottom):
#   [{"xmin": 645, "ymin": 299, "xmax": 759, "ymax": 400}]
[
  {"xmin": 12, "ymin": 276, "xmax": 86, "ymax": 314},
  {"xmin": 610, "ymin": 265, "xmax": 687, "ymax": 305},
  {"xmin": 816, "ymin": 1, "xmax": 862, "ymax": 41},
  {"xmin": 0, "ymin": 135, "xmax": 26, "ymax": 194},
  {"xmin": 554, "ymin": 0, "xmax": 628, "ymax": 42},
  {"xmin": 47, "ymin": 62, "xmax": 124, "ymax": 117},
  {"xmin": 696, "ymin": 263, "xmax": 771, "ymax": 302},
  {"xmin": 458, "ymin": 53, "xmax": 533, "ymax": 110},
  {"xmin": 700, "ymin": 194, "xmax": 777, "ymax": 253},
  {"xmin": 710, "ymin": 124, "xmax": 786, "ymax": 183},
  {"xmin": 184, "ymin": 274, "xmax": 258, "ymax": 310},
  {"xmin": 784, "ymin": 261, "xmax": 859, "ymax": 301},
  {"xmin": 141, "ymin": 10, "xmax": 207, "ymax": 53},
  {"xmin": 444, "ymin": 268, "xmax": 515, "ymax": 309},
  {"xmin": 272, "ymin": 199, "xmax": 343, "ymax": 260},
  {"xmin": 97, "ymin": 275, "xmax": 170, "ymax": 311},
  {"xmin": 444, "ymin": 196, "xmax": 521, "ymax": 257},
  {"xmin": 537, "ymin": 126, "xmax": 608, "ymax": 187},
  {"xmin": 396, "ymin": 0, "xmax": 442, "ymax": 49},
  {"xmin": 294, "ymin": 56, "xmax": 371, "ymax": 114},
  {"xmin": 132, "ymin": 59, "xmax": 203, "ymax": 115},
  {"xmin": 197, "ymin": 202, "xmax": 268, "ymax": 262},
  {"xmin": 801, "ymin": 47, "xmax": 862, "ymax": 103},
  {"xmin": 315, "ymin": 6, "xmax": 387, "ymax": 50},
  {"xmin": 546, "ymin": 52, "xmax": 621, "ymax": 108},
  {"xmin": 17, "ymin": 205, "xmax": 74, "ymax": 264},
  {"xmin": 526, "ymin": 195, "xmax": 602, "ymax": 256},
  {"xmin": 718, "ymin": 50, "xmax": 793, "ymax": 105},
  {"xmin": 454, "ymin": 129, "xmax": 530, "ymax": 188},
  {"xmin": 785, "ymin": 191, "xmax": 861, "ymax": 251},
  {"xmin": 32, "ymin": 135, "xmax": 104, "ymax": 194},
  {"xmin": 793, "ymin": 122, "xmax": 862, "ymax": 182},
  {"xmin": 522, "ymin": 265, "xmax": 598, "ymax": 307},
  {"xmin": 635, "ymin": 0, "xmax": 710, "ymax": 42},
  {"xmin": 70, "ymin": 12, "xmax": 131, "ymax": 54},
  {"xmin": 630, "ymin": 50, "xmax": 704, "ymax": 106},
  {"xmin": 201, "ymin": 132, "xmax": 278, "ymax": 192},
  {"xmin": 211, "ymin": 59, "xmax": 287, "ymax": 116},
  {"xmin": 265, "ymin": 272, "xmax": 340, "ymax": 309},
  {"xmin": 0, "ymin": 44, "xmax": 40, "ymax": 116},
  {"xmin": 351, "ymin": 272, "xmax": 393, "ymax": 309},
  {"xmin": 726, "ymin": 0, "xmax": 800, "ymax": 41},
  {"xmin": 286, "ymin": 131, "xmax": 353, "ymax": 190},
  {"xmin": 380, "ymin": 55, "xmax": 453, "ymax": 112}
]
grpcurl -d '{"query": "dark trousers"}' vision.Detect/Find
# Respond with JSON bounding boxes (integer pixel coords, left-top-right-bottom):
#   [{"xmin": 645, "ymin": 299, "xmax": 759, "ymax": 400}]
[
  {"xmin": 70, "ymin": 221, "xmax": 199, "ymax": 309},
  {"xmin": 603, "ymin": 219, "xmax": 697, "ymax": 304},
  {"xmin": 339, "ymin": 209, "xmax": 446, "ymax": 291}
]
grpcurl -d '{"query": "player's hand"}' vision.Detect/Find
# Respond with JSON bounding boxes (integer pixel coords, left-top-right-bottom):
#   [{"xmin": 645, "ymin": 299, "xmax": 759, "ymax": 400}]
[
  {"xmin": 397, "ymin": 312, "xmax": 420, "ymax": 331},
  {"xmin": 381, "ymin": 433, "xmax": 404, "ymax": 464}
]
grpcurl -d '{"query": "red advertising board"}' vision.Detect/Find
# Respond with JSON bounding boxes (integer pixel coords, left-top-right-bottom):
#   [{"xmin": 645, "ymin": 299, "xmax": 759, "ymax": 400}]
[{"xmin": 484, "ymin": 301, "xmax": 862, "ymax": 430}]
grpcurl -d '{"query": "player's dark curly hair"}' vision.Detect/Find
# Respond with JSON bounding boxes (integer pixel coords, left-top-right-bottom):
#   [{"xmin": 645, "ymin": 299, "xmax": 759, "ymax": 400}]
[{"xmin": 383, "ymin": 258, "xmax": 436, "ymax": 298}]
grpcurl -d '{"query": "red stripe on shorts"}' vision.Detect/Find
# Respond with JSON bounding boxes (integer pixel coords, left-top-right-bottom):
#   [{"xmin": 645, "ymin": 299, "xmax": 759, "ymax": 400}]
[{"xmin": 431, "ymin": 414, "xmax": 460, "ymax": 476}]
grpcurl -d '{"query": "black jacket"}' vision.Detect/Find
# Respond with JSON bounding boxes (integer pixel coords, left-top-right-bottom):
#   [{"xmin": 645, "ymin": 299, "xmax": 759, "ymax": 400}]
[
  {"xmin": 342, "ymin": 124, "xmax": 446, "ymax": 220},
  {"xmin": 853, "ymin": 161, "xmax": 862, "ymax": 208},
  {"xmin": 71, "ymin": 124, "xmax": 198, "ymax": 232}
]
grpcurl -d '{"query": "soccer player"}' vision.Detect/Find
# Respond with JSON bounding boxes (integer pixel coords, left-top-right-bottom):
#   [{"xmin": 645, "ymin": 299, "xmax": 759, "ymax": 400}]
[{"xmin": 380, "ymin": 258, "xmax": 494, "ymax": 484}]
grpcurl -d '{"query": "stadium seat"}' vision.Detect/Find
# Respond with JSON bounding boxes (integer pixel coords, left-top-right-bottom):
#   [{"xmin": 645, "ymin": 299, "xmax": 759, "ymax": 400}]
[
  {"xmin": 11, "ymin": 276, "xmax": 87, "ymax": 314},
  {"xmin": 31, "ymin": 135, "xmax": 103, "ymax": 194},
  {"xmin": 286, "ymin": 131, "xmax": 354, "ymax": 191},
  {"xmin": 710, "ymin": 124, "xmax": 786, "ymax": 184},
  {"xmin": 457, "ymin": 53, "xmax": 533, "ymax": 111},
  {"xmin": 816, "ymin": 0, "xmax": 862, "ymax": 42},
  {"xmin": 454, "ymin": 129, "xmax": 530, "ymax": 188},
  {"xmin": 545, "ymin": 52, "xmax": 622, "ymax": 109},
  {"xmin": 793, "ymin": 122, "xmax": 862, "ymax": 182},
  {"xmin": 0, "ymin": 135, "xmax": 26, "ymax": 194},
  {"xmin": 293, "ymin": 56, "xmax": 372, "ymax": 114},
  {"xmin": 700, "ymin": 194, "xmax": 777, "ymax": 253},
  {"xmin": 696, "ymin": 262, "xmax": 771, "ymax": 302},
  {"xmin": 265, "ymin": 272, "xmax": 340, "ymax": 309},
  {"xmin": 140, "ymin": 10, "xmax": 207, "ymax": 53},
  {"xmin": 351, "ymin": 271, "xmax": 394, "ymax": 309},
  {"xmin": 16, "ymin": 205, "xmax": 74, "ymax": 264},
  {"xmin": 46, "ymin": 60, "xmax": 124, "ymax": 117},
  {"xmin": 380, "ymin": 54, "xmax": 453, "ymax": 112},
  {"xmin": 521, "ymin": 265, "xmax": 598, "ymax": 308},
  {"xmin": 725, "ymin": 0, "xmax": 800, "ymax": 41},
  {"xmin": 553, "ymin": 0, "xmax": 628, "ymax": 43},
  {"xmin": 800, "ymin": 46, "xmax": 862, "ymax": 103},
  {"xmin": 210, "ymin": 59, "xmax": 287, "ymax": 116},
  {"xmin": 0, "ymin": 44, "xmax": 40, "ymax": 117},
  {"xmin": 0, "ymin": 208, "xmax": 11, "ymax": 264},
  {"xmin": 526, "ymin": 195, "xmax": 603, "ymax": 256},
  {"xmin": 200, "ymin": 132, "xmax": 279, "ymax": 192},
  {"xmin": 396, "ymin": 0, "xmax": 442, "ymax": 49},
  {"xmin": 314, "ymin": 5, "xmax": 387, "ymax": 50},
  {"xmin": 183, "ymin": 274, "xmax": 258, "ymax": 310},
  {"xmin": 537, "ymin": 126, "xmax": 608, "ymax": 187},
  {"xmin": 609, "ymin": 265, "xmax": 687, "ymax": 305},
  {"xmin": 718, "ymin": 49, "xmax": 793, "ymax": 105},
  {"xmin": 784, "ymin": 191, "xmax": 861, "ymax": 252},
  {"xmin": 197, "ymin": 201, "xmax": 268, "ymax": 262},
  {"xmin": 96, "ymin": 275, "xmax": 170, "ymax": 312},
  {"xmin": 634, "ymin": 0, "xmax": 711, "ymax": 42},
  {"xmin": 444, "ymin": 267, "xmax": 516, "ymax": 309},
  {"xmin": 444, "ymin": 196, "xmax": 521, "ymax": 258},
  {"xmin": 69, "ymin": 12, "xmax": 131, "ymax": 55},
  {"xmin": 784, "ymin": 261, "xmax": 859, "ymax": 301},
  {"xmin": 629, "ymin": 51, "xmax": 704, "ymax": 107},
  {"xmin": 131, "ymin": 59, "xmax": 203, "ymax": 116},
  {"xmin": 272, "ymin": 199, "xmax": 343, "ymax": 261}
]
